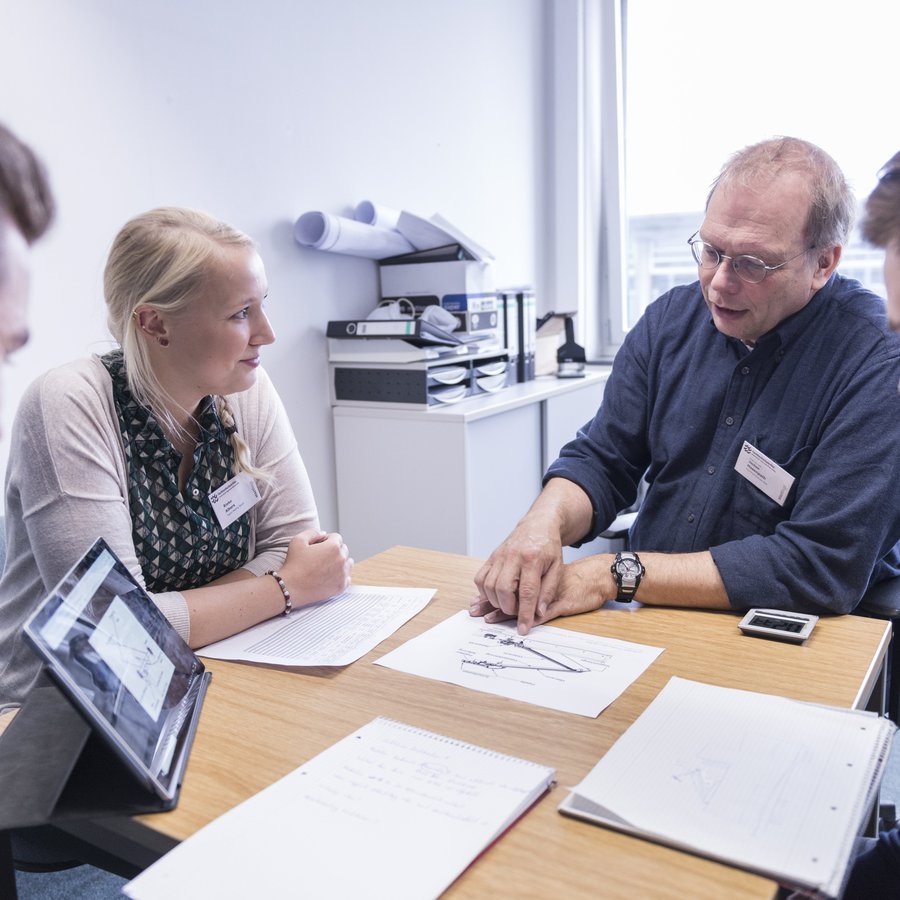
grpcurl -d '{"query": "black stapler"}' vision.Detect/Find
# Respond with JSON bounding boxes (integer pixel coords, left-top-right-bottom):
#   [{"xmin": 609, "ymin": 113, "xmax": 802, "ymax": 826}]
[{"xmin": 557, "ymin": 315, "xmax": 586, "ymax": 378}]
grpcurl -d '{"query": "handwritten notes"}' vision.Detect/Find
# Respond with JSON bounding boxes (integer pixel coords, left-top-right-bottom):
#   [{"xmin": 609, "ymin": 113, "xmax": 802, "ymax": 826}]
[{"xmin": 124, "ymin": 717, "xmax": 555, "ymax": 900}]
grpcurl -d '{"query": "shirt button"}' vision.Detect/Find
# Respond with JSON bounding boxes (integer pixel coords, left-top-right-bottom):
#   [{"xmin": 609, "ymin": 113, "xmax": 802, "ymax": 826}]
[
  {"xmin": 192, "ymin": 488, "xmax": 200, "ymax": 498},
  {"xmin": 725, "ymin": 416, "xmax": 734, "ymax": 426},
  {"xmin": 741, "ymin": 366, "xmax": 750, "ymax": 375},
  {"xmin": 707, "ymin": 465, "xmax": 716, "ymax": 475},
  {"xmin": 687, "ymin": 513, "xmax": 695, "ymax": 523}
]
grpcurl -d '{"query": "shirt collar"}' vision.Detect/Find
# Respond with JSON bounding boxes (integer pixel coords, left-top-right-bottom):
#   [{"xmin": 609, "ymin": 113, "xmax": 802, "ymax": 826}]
[
  {"xmin": 708, "ymin": 273, "xmax": 836, "ymax": 359},
  {"xmin": 101, "ymin": 350, "xmax": 230, "ymax": 458},
  {"xmin": 763, "ymin": 272, "xmax": 836, "ymax": 351}
]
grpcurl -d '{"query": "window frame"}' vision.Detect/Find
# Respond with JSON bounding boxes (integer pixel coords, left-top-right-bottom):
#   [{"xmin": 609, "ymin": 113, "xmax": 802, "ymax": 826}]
[{"xmin": 547, "ymin": 0, "xmax": 628, "ymax": 363}]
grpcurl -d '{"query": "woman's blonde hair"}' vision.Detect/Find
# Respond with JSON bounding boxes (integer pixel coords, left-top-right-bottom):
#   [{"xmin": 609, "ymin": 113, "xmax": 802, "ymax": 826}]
[{"xmin": 104, "ymin": 206, "xmax": 267, "ymax": 479}]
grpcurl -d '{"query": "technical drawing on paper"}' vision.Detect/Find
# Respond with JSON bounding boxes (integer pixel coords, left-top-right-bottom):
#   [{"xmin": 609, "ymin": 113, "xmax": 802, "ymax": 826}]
[
  {"xmin": 669, "ymin": 734, "xmax": 806, "ymax": 836},
  {"xmin": 672, "ymin": 755, "xmax": 731, "ymax": 806},
  {"xmin": 89, "ymin": 595, "xmax": 174, "ymax": 722},
  {"xmin": 375, "ymin": 611, "xmax": 665, "ymax": 717},
  {"xmin": 458, "ymin": 627, "xmax": 612, "ymax": 685}
]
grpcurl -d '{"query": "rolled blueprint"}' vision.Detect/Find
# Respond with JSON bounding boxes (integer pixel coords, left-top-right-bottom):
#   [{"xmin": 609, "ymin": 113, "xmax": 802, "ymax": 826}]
[
  {"xmin": 293, "ymin": 211, "xmax": 414, "ymax": 260},
  {"xmin": 354, "ymin": 200, "xmax": 402, "ymax": 231}
]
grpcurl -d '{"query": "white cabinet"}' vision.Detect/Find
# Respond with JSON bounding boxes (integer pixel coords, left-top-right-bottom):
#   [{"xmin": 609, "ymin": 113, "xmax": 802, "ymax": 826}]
[{"xmin": 332, "ymin": 369, "xmax": 612, "ymax": 561}]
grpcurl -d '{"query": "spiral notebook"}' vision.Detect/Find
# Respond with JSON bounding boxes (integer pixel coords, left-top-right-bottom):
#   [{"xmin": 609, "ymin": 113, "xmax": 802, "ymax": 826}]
[
  {"xmin": 124, "ymin": 717, "xmax": 556, "ymax": 899},
  {"xmin": 559, "ymin": 677, "xmax": 895, "ymax": 898}
]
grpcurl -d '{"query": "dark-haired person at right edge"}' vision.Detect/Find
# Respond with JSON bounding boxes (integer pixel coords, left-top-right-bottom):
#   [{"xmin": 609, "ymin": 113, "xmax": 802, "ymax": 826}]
[{"xmin": 841, "ymin": 154, "xmax": 900, "ymax": 900}]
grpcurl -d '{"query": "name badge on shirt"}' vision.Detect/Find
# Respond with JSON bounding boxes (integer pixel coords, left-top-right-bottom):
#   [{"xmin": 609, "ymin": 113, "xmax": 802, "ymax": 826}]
[
  {"xmin": 209, "ymin": 471, "xmax": 261, "ymax": 528},
  {"xmin": 734, "ymin": 441, "xmax": 795, "ymax": 507}
]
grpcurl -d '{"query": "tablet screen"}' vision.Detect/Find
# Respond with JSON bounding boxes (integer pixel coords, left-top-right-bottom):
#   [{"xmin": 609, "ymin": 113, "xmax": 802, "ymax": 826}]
[{"xmin": 24, "ymin": 537, "xmax": 208, "ymax": 801}]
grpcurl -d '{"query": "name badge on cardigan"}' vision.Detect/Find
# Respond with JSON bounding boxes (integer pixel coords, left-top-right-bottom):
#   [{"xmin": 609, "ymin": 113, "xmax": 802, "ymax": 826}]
[
  {"xmin": 209, "ymin": 471, "xmax": 261, "ymax": 528},
  {"xmin": 734, "ymin": 441, "xmax": 795, "ymax": 506}
]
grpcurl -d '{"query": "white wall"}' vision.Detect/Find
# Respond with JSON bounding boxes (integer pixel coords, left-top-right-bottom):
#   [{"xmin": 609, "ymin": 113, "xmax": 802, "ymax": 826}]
[{"xmin": 0, "ymin": 0, "xmax": 550, "ymax": 536}]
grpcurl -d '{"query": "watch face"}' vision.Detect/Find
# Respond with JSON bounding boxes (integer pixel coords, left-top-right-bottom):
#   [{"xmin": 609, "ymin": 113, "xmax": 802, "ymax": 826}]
[{"xmin": 613, "ymin": 553, "xmax": 642, "ymax": 600}]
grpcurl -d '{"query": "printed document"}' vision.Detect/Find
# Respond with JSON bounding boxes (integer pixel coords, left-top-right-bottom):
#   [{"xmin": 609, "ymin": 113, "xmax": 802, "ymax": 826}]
[
  {"xmin": 197, "ymin": 585, "xmax": 434, "ymax": 666},
  {"xmin": 123, "ymin": 717, "xmax": 555, "ymax": 900},
  {"xmin": 375, "ymin": 611, "xmax": 664, "ymax": 717}
]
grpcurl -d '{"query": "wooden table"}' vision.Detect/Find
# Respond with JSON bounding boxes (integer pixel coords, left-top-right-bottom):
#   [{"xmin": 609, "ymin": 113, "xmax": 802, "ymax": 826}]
[{"xmin": 65, "ymin": 546, "xmax": 891, "ymax": 898}]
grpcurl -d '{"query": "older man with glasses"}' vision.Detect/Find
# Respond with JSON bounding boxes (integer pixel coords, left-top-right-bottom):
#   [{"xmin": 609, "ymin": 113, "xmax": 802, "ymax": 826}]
[{"xmin": 472, "ymin": 135, "xmax": 900, "ymax": 635}]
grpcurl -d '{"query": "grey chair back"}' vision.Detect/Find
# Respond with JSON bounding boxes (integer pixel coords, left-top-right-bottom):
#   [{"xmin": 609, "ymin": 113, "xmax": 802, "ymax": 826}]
[{"xmin": 859, "ymin": 577, "xmax": 900, "ymax": 723}]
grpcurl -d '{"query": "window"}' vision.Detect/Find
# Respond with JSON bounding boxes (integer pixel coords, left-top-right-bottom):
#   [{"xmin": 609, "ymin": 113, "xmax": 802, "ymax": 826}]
[{"xmin": 618, "ymin": 0, "xmax": 896, "ymax": 340}]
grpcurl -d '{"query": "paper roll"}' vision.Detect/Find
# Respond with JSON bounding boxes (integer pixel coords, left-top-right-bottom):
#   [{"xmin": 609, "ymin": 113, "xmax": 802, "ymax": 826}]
[
  {"xmin": 293, "ymin": 211, "xmax": 414, "ymax": 260},
  {"xmin": 354, "ymin": 200, "xmax": 402, "ymax": 232}
]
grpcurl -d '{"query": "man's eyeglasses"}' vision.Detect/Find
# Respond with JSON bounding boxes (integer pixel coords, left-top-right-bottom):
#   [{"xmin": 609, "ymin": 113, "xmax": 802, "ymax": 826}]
[{"xmin": 687, "ymin": 231, "xmax": 813, "ymax": 285}]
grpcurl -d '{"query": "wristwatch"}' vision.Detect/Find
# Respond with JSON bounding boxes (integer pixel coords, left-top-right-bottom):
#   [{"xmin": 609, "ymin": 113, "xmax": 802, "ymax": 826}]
[{"xmin": 610, "ymin": 551, "xmax": 645, "ymax": 602}]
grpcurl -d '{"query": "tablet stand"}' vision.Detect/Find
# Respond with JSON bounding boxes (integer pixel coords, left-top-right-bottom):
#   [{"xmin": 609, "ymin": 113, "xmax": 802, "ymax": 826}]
[
  {"xmin": 0, "ymin": 680, "xmax": 177, "ymax": 831},
  {"xmin": 0, "ymin": 679, "xmax": 179, "ymax": 895}
]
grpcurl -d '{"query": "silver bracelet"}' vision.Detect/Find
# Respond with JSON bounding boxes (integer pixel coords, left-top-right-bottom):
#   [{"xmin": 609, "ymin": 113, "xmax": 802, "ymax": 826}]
[{"xmin": 265, "ymin": 570, "xmax": 292, "ymax": 616}]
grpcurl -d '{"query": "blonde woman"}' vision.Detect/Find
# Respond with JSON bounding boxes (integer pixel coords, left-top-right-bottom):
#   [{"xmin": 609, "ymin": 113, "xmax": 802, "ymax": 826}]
[{"xmin": 0, "ymin": 207, "xmax": 352, "ymax": 704}]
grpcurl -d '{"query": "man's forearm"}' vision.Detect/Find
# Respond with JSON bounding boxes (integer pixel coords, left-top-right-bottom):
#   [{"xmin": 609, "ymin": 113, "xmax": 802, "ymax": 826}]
[
  {"xmin": 633, "ymin": 550, "xmax": 732, "ymax": 609},
  {"xmin": 525, "ymin": 477, "xmax": 595, "ymax": 546},
  {"xmin": 565, "ymin": 549, "xmax": 732, "ymax": 611}
]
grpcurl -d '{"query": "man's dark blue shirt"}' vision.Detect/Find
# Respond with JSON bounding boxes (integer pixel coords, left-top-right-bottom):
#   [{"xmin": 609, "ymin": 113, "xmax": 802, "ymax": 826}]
[{"xmin": 546, "ymin": 273, "xmax": 900, "ymax": 614}]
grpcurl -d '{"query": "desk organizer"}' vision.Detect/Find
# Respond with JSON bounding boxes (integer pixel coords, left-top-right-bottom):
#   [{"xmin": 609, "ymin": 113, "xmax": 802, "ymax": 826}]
[{"xmin": 330, "ymin": 350, "xmax": 510, "ymax": 408}]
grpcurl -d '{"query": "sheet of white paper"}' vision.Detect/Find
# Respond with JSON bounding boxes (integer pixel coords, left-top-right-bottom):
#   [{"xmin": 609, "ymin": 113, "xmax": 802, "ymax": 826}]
[
  {"xmin": 375, "ymin": 611, "xmax": 664, "ymax": 717},
  {"xmin": 293, "ymin": 210, "xmax": 414, "ymax": 259},
  {"xmin": 197, "ymin": 585, "xmax": 434, "ymax": 666},
  {"xmin": 395, "ymin": 210, "xmax": 494, "ymax": 261},
  {"xmin": 569, "ymin": 677, "xmax": 893, "ymax": 893},
  {"xmin": 428, "ymin": 212, "xmax": 495, "ymax": 261},
  {"xmin": 123, "ymin": 717, "xmax": 555, "ymax": 900}
]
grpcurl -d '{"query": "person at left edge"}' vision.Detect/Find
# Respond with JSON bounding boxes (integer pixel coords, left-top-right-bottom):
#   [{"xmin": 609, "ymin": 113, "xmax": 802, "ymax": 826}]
[
  {"xmin": 0, "ymin": 206, "xmax": 353, "ymax": 705},
  {"xmin": 0, "ymin": 122, "xmax": 54, "ymax": 431}
]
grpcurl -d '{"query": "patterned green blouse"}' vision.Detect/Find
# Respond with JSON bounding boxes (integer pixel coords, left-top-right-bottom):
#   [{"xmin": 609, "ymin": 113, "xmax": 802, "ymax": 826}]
[{"xmin": 101, "ymin": 350, "xmax": 251, "ymax": 593}]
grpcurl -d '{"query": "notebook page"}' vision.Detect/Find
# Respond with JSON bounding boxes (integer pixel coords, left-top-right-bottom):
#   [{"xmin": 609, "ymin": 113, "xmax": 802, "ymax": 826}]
[
  {"xmin": 125, "ymin": 717, "xmax": 555, "ymax": 900},
  {"xmin": 569, "ymin": 677, "xmax": 893, "ymax": 892}
]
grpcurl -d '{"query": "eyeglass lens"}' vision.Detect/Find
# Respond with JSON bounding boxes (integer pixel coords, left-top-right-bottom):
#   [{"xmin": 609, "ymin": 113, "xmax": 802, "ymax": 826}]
[{"xmin": 690, "ymin": 240, "xmax": 767, "ymax": 284}]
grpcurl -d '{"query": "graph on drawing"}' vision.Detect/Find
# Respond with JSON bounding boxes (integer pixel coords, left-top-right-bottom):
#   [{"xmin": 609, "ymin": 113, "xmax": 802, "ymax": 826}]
[
  {"xmin": 669, "ymin": 733, "xmax": 810, "ymax": 838},
  {"xmin": 89, "ymin": 595, "xmax": 174, "ymax": 721},
  {"xmin": 458, "ymin": 628, "xmax": 612, "ymax": 684},
  {"xmin": 376, "ymin": 611, "xmax": 664, "ymax": 717}
]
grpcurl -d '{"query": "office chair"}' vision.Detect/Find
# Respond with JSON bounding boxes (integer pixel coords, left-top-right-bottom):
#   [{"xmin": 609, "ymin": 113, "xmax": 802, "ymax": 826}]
[
  {"xmin": 857, "ymin": 579, "xmax": 900, "ymax": 834},
  {"xmin": 858, "ymin": 577, "xmax": 900, "ymax": 725},
  {"xmin": 599, "ymin": 481, "xmax": 647, "ymax": 550},
  {"xmin": 600, "ymin": 510, "xmax": 638, "ymax": 549}
]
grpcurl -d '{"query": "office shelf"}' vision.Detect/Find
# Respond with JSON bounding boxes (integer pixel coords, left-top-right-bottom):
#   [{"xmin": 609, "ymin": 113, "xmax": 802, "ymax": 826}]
[{"xmin": 332, "ymin": 368, "xmax": 614, "ymax": 561}]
